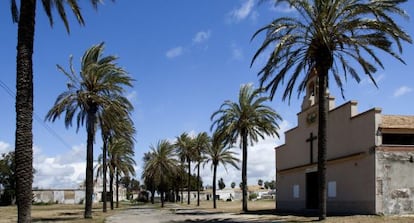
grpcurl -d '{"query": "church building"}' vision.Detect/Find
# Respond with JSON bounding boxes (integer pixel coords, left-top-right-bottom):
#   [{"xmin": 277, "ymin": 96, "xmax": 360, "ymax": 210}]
[{"xmin": 275, "ymin": 74, "xmax": 414, "ymax": 215}]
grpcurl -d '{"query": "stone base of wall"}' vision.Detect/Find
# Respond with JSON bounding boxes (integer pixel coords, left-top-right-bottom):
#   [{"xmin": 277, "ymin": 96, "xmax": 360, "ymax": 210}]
[{"xmin": 376, "ymin": 149, "xmax": 414, "ymax": 215}]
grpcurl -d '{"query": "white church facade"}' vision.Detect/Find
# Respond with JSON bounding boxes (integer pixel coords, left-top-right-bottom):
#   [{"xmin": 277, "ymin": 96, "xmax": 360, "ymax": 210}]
[{"xmin": 275, "ymin": 74, "xmax": 414, "ymax": 215}]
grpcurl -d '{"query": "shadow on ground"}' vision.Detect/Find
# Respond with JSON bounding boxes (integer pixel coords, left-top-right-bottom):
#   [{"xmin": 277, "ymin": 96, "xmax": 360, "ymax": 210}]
[
  {"xmin": 171, "ymin": 208, "xmax": 319, "ymax": 223},
  {"xmin": 33, "ymin": 217, "xmax": 79, "ymax": 222}
]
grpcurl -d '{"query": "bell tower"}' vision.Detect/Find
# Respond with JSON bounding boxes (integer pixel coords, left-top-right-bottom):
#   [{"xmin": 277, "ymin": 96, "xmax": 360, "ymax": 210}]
[
  {"xmin": 301, "ymin": 70, "xmax": 336, "ymax": 112},
  {"xmin": 301, "ymin": 70, "xmax": 318, "ymax": 111}
]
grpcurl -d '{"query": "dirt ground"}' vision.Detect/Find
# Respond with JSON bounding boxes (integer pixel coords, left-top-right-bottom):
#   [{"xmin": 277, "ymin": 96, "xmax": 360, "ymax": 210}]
[
  {"xmin": 0, "ymin": 203, "xmax": 114, "ymax": 223},
  {"xmin": 1, "ymin": 200, "xmax": 414, "ymax": 222}
]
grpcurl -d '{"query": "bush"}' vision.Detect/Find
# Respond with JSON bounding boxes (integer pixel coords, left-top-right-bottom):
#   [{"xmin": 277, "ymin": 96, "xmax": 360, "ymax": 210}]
[{"xmin": 249, "ymin": 193, "xmax": 258, "ymax": 201}]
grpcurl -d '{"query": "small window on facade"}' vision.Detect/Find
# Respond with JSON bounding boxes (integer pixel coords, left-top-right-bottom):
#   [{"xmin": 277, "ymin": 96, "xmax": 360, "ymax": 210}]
[
  {"xmin": 328, "ymin": 181, "xmax": 336, "ymax": 198},
  {"xmin": 293, "ymin": 184, "xmax": 299, "ymax": 198}
]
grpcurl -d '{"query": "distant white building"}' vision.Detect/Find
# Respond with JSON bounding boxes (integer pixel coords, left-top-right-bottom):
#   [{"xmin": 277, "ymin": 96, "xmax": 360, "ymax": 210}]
[
  {"xmin": 32, "ymin": 189, "xmax": 85, "ymax": 204},
  {"xmin": 179, "ymin": 186, "xmax": 274, "ymax": 202},
  {"xmin": 32, "ymin": 176, "xmax": 127, "ymax": 204}
]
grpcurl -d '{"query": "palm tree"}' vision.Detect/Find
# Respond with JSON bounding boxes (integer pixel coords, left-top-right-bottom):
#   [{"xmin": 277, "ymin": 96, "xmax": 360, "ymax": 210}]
[
  {"xmin": 193, "ymin": 132, "xmax": 210, "ymax": 206},
  {"xmin": 108, "ymin": 137, "xmax": 136, "ymax": 209},
  {"xmin": 203, "ymin": 131, "xmax": 240, "ymax": 209},
  {"xmin": 174, "ymin": 133, "xmax": 195, "ymax": 205},
  {"xmin": 251, "ymin": 0, "xmax": 412, "ymax": 219},
  {"xmin": 211, "ymin": 84, "xmax": 282, "ymax": 212},
  {"xmin": 10, "ymin": 1, "xmax": 102, "ymax": 221},
  {"xmin": 142, "ymin": 152, "xmax": 156, "ymax": 204},
  {"xmin": 45, "ymin": 42, "xmax": 133, "ymax": 218},
  {"xmin": 143, "ymin": 140, "xmax": 178, "ymax": 207}
]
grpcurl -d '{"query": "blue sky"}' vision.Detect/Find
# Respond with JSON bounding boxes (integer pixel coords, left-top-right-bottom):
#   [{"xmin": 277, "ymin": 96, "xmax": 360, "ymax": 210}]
[{"xmin": 0, "ymin": 0, "xmax": 413, "ymax": 189}]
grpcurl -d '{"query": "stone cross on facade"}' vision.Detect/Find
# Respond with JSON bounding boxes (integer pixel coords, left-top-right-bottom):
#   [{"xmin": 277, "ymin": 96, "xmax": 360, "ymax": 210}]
[{"xmin": 306, "ymin": 132, "xmax": 317, "ymax": 164}]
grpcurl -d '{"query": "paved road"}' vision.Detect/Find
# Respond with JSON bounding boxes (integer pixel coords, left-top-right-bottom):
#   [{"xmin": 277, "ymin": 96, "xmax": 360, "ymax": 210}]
[{"xmin": 105, "ymin": 204, "xmax": 289, "ymax": 223}]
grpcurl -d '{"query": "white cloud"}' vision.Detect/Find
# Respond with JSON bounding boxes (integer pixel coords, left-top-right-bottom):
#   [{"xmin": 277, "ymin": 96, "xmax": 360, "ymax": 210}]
[
  {"xmin": 165, "ymin": 46, "xmax": 184, "ymax": 59},
  {"xmin": 231, "ymin": 43, "xmax": 244, "ymax": 61},
  {"xmin": 192, "ymin": 30, "xmax": 211, "ymax": 44},
  {"xmin": 360, "ymin": 73, "xmax": 385, "ymax": 86},
  {"xmin": 166, "ymin": 30, "xmax": 211, "ymax": 60},
  {"xmin": 393, "ymin": 86, "xmax": 413, "ymax": 97},
  {"xmin": 126, "ymin": 90, "xmax": 137, "ymax": 102},
  {"xmin": 228, "ymin": 0, "xmax": 256, "ymax": 23},
  {"xmin": 270, "ymin": 2, "xmax": 296, "ymax": 13},
  {"xmin": 0, "ymin": 141, "xmax": 12, "ymax": 154},
  {"xmin": 0, "ymin": 141, "xmax": 87, "ymax": 189},
  {"xmin": 33, "ymin": 144, "xmax": 87, "ymax": 189}
]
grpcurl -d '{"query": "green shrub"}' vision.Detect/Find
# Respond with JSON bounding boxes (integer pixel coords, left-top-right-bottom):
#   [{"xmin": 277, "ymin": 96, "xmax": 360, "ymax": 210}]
[{"xmin": 249, "ymin": 193, "xmax": 258, "ymax": 201}]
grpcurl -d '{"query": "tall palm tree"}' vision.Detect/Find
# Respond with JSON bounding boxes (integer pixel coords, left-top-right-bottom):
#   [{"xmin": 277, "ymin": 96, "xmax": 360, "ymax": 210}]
[
  {"xmin": 143, "ymin": 140, "xmax": 178, "ymax": 208},
  {"xmin": 45, "ymin": 42, "xmax": 133, "ymax": 218},
  {"xmin": 251, "ymin": 0, "xmax": 412, "ymax": 219},
  {"xmin": 211, "ymin": 84, "xmax": 282, "ymax": 212},
  {"xmin": 10, "ymin": 1, "xmax": 101, "ymax": 221},
  {"xmin": 193, "ymin": 132, "xmax": 210, "ymax": 206},
  {"xmin": 97, "ymin": 129, "xmax": 135, "ymax": 210},
  {"xmin": 203, "ymin": 131, "xmax": 240, "ymax": 209},
  {"xmin": 174, "ymin": 133, "xmax": 195, "ymax": 205},
  {"xmin": 97, "ymin": 110, "xmax": 134, "ymax": 212}
]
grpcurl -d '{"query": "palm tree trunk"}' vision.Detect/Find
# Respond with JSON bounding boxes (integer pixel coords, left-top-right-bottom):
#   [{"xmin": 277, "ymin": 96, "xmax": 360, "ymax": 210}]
[
  {"xmin": 187, "ymin": 159, "xmax": 191, "ymax": 205},
  {"xmin": 85, "ymin": 107, "xmax": 97, "ymax": 218},
  {"xmin": 15, "ymin": 1, "xmax": 36, "ymax": 222},
  {"xmin": 109, "ymin": 171, "xmax": 114, "ymax": 210},
  {"xmin": 181, "ymin": 188, "xmax": 183, "ymax": 203},
  {"xmin": 213, "ymin": 163, "xmax": 217, "ymax": 209},
  {"xmin": 150, "ymin": 186, "xmax": 155, "ymax": 204},
  {"xmin": 161, "ymin": 191, "xmax": 165, "ymax": 208},
  {"xmin": 241, "ymin": 130, "xmax": 248, "ymax": 212},
  {"xmin": 197, "ymin": 162, "xmax": 200, "ymax": 206},
  {"xmin": 115, "ymin": 170, "xmax": 119, "ymax": 208},
  {"xmin": 102, "ymin": 137, "xmax": 107, "ymax": 212},
  {"xmin": 175, "ymin": 188, "xmax": 179, "ymax": 203},
  {"xmin": 317, "ymin": 69, "xmax": 328, "ymax": 220},
  {"xmin": 180, "ymin": 162, "xmax": 184, "ymax": 203}
]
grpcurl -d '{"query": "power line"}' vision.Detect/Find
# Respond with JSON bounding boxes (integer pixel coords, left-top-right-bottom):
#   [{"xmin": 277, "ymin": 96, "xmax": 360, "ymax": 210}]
[{"xmin": 0, "ymin": 79, "xmax": 72, "ymax": 150}]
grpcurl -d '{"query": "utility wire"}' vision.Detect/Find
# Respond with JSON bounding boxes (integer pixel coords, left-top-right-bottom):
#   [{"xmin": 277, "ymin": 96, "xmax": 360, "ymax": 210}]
[{"xmin": 0, "ymin": 79, "xmax": 72, "ymax": 150}]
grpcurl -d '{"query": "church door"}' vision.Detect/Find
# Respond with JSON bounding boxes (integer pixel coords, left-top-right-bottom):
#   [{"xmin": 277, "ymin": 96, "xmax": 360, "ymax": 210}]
[{"xmin": 306, "ymin": 171, "xmax": 319, "ymax": 209}]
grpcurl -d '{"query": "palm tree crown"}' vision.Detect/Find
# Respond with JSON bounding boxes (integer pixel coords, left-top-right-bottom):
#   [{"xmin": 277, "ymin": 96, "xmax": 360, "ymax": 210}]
[
  {"xmin": 46, "ymin": 42, "xmax": 133, "ymax": 129},
  {"xmin": 204, "ymin": 131, "xmax": 240, "ymax": 209},
  {"xmin": 252, "ymin": 0, "xmax": 412, "ymax": 100},
  {"xmin": 143, "ymin": 140, "xmax": 178, "ymax": 207},
  {"xmin": 251, "ymin": 0, "xmax": 412, "ymax": 219},
  {"xmin": 211, "ymin": 83, "xmax": 282, "ymax": 212},
  {"xmin": 211, "ymin": 84, "xmax": 281, "ymax": 147}
]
